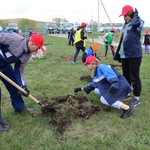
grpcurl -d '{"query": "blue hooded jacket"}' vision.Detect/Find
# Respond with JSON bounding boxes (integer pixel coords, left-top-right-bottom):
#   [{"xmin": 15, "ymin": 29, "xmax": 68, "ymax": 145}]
[
  {"xmin": 114, "ymin": 12, "xmax": 144, "ymax": 61},
  {"xmin": 83, "ymin": 64, "xmax": 132, "ymax": 105}
]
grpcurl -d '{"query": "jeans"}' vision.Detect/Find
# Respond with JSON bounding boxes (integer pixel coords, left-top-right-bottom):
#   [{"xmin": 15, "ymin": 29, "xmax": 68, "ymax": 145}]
[
  {"xmin": 104, "ymin": 46, "xmax": 115, "ymax": 57},
  {"xmin": 73, "ymin": 47, "xmax": 85, "ymax": 62},
  {"xmin": 144, "ymin": 45, "xmax": 149, "ymax": 54},
  {"xmin": 94, "ymin": 88, "xmax": 122, "ymax": 109}
]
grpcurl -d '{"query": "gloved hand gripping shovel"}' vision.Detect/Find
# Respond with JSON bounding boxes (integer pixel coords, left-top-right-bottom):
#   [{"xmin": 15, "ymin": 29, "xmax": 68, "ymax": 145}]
[{"xmin": 0, "ymin": 72, "xmax": 56, "ymax": 112}]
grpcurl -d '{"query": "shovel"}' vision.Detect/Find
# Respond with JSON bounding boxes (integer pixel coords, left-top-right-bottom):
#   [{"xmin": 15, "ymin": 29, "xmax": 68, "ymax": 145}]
[{"xmin": 0, "ymin": 72, "xmax": 56, "ymax": 112}]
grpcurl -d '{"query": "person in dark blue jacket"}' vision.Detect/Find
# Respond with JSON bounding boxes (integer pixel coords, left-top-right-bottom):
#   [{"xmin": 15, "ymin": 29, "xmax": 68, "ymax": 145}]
[
  {"xmin": 82, "ymin": 43, "xmax": 100, "ymax": 63},
  {"xmin": 114, "ymin": 5, "xmax": 145, "ymax": 107},
  {"xmin": 0, "ymin": 31, "xmax": 45, "ymax": 131},
  {"xmin": 74, "ymin": 56, "xmax": 134, "ymax": 119},
  {"xmin": 29, "ymin": 27, "xmax": 34, "ymax": 37},
  {"xmin": 68, "ymin": 28, "xmax": 75, "ymax": 46}
]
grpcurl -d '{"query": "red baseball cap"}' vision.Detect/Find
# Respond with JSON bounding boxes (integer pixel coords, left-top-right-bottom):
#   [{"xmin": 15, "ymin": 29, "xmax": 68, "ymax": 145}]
[
  {"xmin": 82, "ymin": 56, "xmax": 97, "ymax": 66},
  {"xmin": 146, "ymin": 30, "xmax": 149, "ymax": 34},
  {"xmin": 119, "ymin": 5, "xmax": 133, "ymax": 17},
  {"xmin": 30, "ymin": 33, "xmax": 45, "ymax": 52},
  {"xmin": 111, "ymin": 28, "xmax": 116, "ymax": 33},
  {"xmin": 81, "ymin": 22, "xmax": 86, "ymax": 27}
]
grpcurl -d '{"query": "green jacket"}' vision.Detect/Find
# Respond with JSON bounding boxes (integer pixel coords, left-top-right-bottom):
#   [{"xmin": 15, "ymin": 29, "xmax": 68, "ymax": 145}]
[{"xmin": 104, "ymin": 32, "xmax": 114, "ymax": 46}]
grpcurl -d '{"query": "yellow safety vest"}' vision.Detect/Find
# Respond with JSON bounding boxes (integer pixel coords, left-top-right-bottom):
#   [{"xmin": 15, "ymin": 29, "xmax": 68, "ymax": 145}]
[{"xmin": 74, "ymin": 29, "xmax": 86, "ymax": 47}]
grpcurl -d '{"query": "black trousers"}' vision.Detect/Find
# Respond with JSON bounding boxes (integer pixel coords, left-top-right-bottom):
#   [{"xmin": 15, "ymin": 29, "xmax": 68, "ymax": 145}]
[{"xmin": 121, "ymin": 58, "xmax": 142, "ymax": 97}]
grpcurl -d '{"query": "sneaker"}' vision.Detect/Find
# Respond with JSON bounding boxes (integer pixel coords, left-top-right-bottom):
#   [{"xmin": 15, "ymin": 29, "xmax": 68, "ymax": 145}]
[
  {"xmin": 0, "ymin": 122, "xmax": 10, "ymax": 131},
  {"xmin": 72, "ymin": 61, "xmax": 76, "ymax": 64},
  {"xmin": 120, "ymin": 107, "xmax": 135, "ymax": 119},
  {"xmin": 14, "ymin": 108, "xmax": 34, "ymax": 113},
  {"xmin": 129, "ymin": 98, "xmax": 140, "ymax": 106}
]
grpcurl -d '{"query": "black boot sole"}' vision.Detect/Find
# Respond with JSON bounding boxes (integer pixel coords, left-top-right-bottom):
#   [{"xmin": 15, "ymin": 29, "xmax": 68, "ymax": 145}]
[{"xmin": 121, "ymin": 108, "xmax": 135, "ymax": 119}]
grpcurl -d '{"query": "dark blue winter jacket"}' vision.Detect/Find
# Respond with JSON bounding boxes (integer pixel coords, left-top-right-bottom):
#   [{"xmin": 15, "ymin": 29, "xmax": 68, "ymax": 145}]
[
  {"xmin": 114, "ymin": 13, "xmax": 144, "ymax": 62},
  {"xmin": 82, "ymin": 47, "xmax": 94, "ymax": 63},
  {"xmin": 83, "ymin": 64, "xmax": 132, "ymax": 105}
]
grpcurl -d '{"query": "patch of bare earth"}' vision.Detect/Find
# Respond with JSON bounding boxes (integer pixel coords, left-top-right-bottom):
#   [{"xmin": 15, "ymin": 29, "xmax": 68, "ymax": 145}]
[{"xmin": 41, "ymin": 94, "xmax": 100, "ymax": 135}]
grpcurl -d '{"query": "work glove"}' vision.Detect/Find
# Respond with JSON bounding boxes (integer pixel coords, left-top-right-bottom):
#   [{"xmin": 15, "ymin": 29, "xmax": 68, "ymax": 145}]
[
  {"xmin": 18, "ymin": 88, "xmax": 30, "ymax": 97},
  {"xmin": 134, "ymin": 8, "xmax": 138, "ymax": 15},
  {"xmin": 74, "ymin": 88, "xmax": 82, "ymax": 93},
  {"xmin": 109, "ymin": 87, "xmax": 118, "ymax": 93}
]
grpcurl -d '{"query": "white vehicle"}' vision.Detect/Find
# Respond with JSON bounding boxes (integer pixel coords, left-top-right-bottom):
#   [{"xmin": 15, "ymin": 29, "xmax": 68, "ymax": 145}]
[
  {"xmin": 99, "ymin": 23, "xmax": 123, "ymax": 33},
  {"xmin": 60, "ymin": 22, "xmax": 77, "ymax": 33},
  {"xmin": 60, "ymin": 22, "xmax": 68, "ymax": 33}
]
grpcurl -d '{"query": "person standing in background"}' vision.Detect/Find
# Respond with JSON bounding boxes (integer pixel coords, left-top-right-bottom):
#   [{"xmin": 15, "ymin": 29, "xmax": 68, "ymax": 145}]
[
  {"xmin": 72, "ymin": 22, "xmax": 87, "ymax": 64},
  {"xmin": 29, "ymin": 28, "xmax": 34, "ymax": 37},
  {"xmin": 142, "ymin": 30, "xmax": 150, "ymax": 54},
  {"xmin": 114, "ymin": 5, "xmax": 145, "ymax": 106},
  {"xmin": 68, "ymin": 28, "xmax": 75, "ymax": 46},
  {"xmin": 102, "ymin": 28, "xmax": 116, "ymax": 58}
]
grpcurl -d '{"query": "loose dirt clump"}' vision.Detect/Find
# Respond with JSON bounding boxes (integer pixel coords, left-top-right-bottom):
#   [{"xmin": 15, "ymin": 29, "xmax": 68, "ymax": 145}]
[
  {"xmin": 41, "ymin": 94, "xmax": 100, "ymax": 135},
  {"xmin": 110, "ymin": 64, "xmax": 122, "ymax": 70},
  {"xmin": 80, "ymin": 75, "xmax": 93, "ymax": 82}
]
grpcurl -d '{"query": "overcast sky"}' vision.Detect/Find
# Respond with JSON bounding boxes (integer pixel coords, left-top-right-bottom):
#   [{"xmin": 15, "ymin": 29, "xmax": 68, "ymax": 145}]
[{"xmin": 0, "ymin": 0, "xmax": 149, "ymax": 26}]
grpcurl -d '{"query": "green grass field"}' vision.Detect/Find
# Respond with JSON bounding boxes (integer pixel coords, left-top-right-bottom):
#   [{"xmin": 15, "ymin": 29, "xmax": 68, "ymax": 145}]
[{"xmin": 0, "ymin": 34, "xmax": 150, "ymax": 150}]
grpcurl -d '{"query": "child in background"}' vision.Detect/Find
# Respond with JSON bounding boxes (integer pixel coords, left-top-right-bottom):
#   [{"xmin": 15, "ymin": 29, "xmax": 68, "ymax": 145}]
[
  {"xmin": 29, "ymin": 28, "xmax": 34, "ymax": 37},
  {"xmin": 68, "ymin": 28, "xmax": 75, "ymax": 46},
  {"xmin": 142, "ymin": 30, "xmax": 150, "ymax": 54},
  {"xmin": 82, "ymin": 43, "xmax": 100, "ymax": 63},
  {"xmin": 73, "ymin": 22, "xmax": 87, "ymax": 64},
  {"xmin": 102, "ymin": 28, "xmax": 116, "ymax": 58},
  {"xmin": 74, "ymin": 56, "xmax": 134, "ymax": 119}
]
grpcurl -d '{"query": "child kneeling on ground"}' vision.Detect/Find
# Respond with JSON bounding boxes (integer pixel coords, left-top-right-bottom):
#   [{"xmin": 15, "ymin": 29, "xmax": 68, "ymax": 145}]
[
  {"xmin": 82, "ymin": 43, "xmax": 100, "ymax": 63},
  {"xmin": 74, "ymin": 56, "xmax": 134, "ymax": 119}
]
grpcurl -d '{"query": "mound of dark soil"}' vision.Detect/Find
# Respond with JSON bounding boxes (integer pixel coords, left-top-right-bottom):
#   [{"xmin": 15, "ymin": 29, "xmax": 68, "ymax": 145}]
[
  {"xmin": 110, "ymin": 64, "xmax": 122, "ymax": 70},
  {"xmin": 80, "ymin": 75, "xmax": 93, "ymax": 82},
  {"xmin": 41, "ymin": 94, "xmax": 100, "ymax": 135}
]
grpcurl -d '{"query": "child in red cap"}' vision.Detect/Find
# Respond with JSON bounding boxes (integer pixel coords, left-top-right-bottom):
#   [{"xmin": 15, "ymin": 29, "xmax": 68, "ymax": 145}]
[
  {"xmin": 82, "ymin": 43, "xmax": 100, "ymax": 63},
  {"xmin": 142, "ymin": 30, "xmax": 150, "ymax": 54},
  {"xmin": 74, "ymin": 56, "xmax": 134, "ymax": 119},
  {"xmin": 72, "ymin": 22, "xmax": 87, "ymax": 64},
  {"xmin": 102, "ymin": 28, "xmax": 116, "ymax": 58},
  {"xmin": 68, "ymin": 28, "xmax": 75, "ymax": 46}
]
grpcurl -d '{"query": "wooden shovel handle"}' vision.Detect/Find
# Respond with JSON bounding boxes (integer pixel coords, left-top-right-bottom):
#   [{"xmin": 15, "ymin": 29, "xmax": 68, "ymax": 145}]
[{"xmin": 0, "ymin": 72, "xmax": 40, "ymax": 104}]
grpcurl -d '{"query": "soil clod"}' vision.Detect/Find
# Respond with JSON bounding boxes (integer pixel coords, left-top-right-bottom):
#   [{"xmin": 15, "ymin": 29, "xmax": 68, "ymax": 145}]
[{"xmin": 41, "ymin": 94, "xmax": 100, "ymax": 135}]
